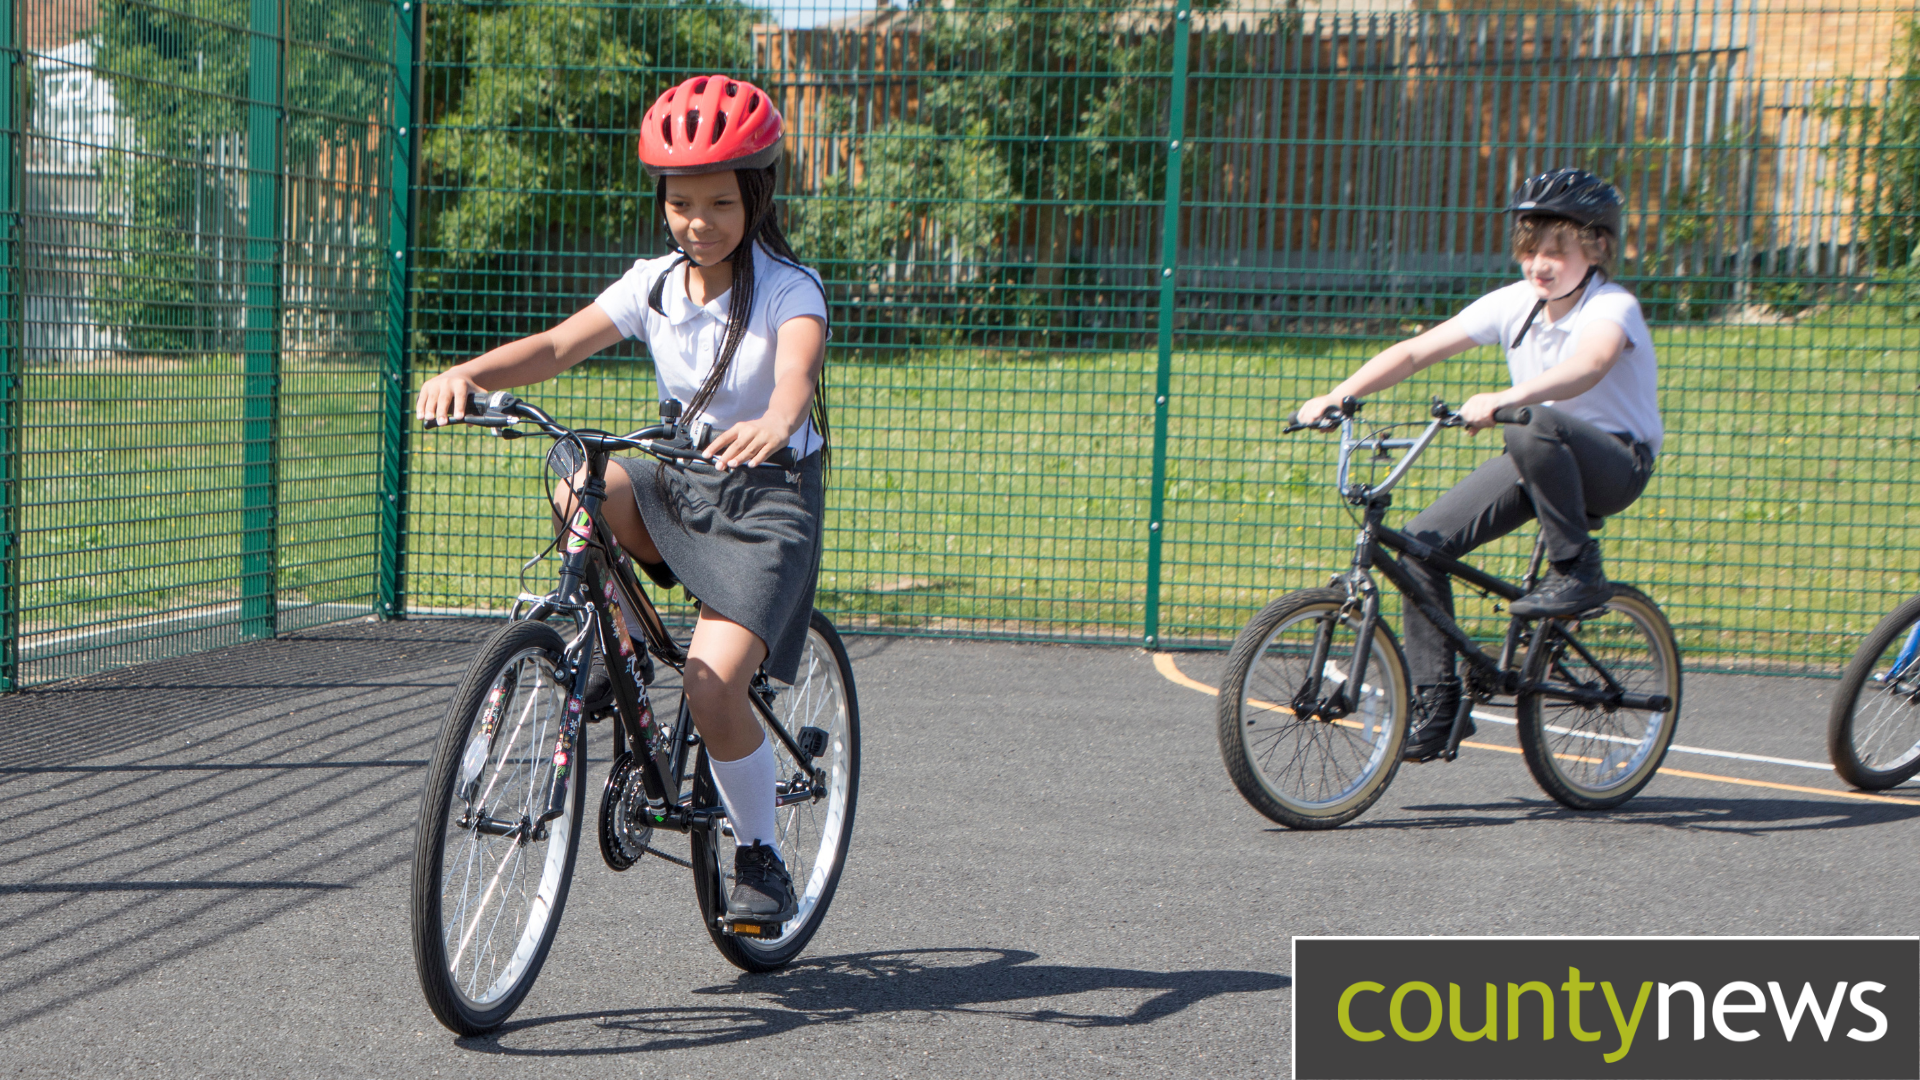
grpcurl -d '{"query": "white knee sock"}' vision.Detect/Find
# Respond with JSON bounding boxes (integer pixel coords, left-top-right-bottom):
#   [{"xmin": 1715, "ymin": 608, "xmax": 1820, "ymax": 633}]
[{"xmin": 708, "ymin": 735, "xmax": 780, "ymax": 860}]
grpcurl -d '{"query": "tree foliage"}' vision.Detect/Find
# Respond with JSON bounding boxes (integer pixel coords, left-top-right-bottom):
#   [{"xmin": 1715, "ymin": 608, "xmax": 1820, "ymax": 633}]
[
  {"xmin": 419, "ymin": 0, "xmax": 759, "ymax": 268},
  {"xmin": 93, "ymin": 0, "xmax": 390, "ymax": 353},
  {"xmin": 1872, "ymin": 17, "xmax": 1920, "ymax": 317}
]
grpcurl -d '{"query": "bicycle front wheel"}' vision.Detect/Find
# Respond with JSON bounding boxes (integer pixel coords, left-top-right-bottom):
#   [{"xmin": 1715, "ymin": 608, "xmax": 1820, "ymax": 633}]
[
  {"xmin": 693, "ymin": 611, "xmax": 860, "ymax": 971},
  {"xmin": 411, "ymin": 620, "xmax": 587, "ymax": 1035},
  {"xmin": 1828, "ymin": 592, "xmax": 1920, "ymax": 789},
  {"xmin": 1516, "ymin": 585, "xmax": 1681, "ymax": 810},
  {"xmin": 1215, "ymin": 588, "xmax": 1411, "ymax": 830}
]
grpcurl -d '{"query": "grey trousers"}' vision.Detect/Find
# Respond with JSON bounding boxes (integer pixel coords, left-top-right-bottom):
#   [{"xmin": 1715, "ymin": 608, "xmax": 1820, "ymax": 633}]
[{"xmin": 1399, "ymin": 405, "xmax": 1655, "ymax": 687}]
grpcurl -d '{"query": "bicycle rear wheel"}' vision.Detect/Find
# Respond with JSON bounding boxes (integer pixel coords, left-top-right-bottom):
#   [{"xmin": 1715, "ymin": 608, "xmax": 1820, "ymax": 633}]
[
  {"xmin": 692, "ymin": 611, "xmax": 859, "ymax": 971},
  {"xmin": 1828, "ymin": 592, "xmax": 1920, "ymax": 789},
  {"xmin": 1215, "ymin": 588, "xmax": 1411, "ymax": 830},
  {"xmin": 411, "ymin": 620, "xmax": 587, "ymax": 1035},
  {"xmin": 1516, "ymin": 585, "xmax": 1681, "ymax": 810}
]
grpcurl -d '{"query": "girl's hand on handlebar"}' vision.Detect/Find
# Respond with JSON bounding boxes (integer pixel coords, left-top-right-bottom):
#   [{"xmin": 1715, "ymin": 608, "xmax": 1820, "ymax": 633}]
[
  {"xmin": 416, "ymin": 369, "xmax": 486, "ymax": 427},
  {"xmin": 1456, "ymin": 392, "xmax": 1509, "ymax": 434},
  {"xmin": 705, "ymin": 417, "xmax": 789, "ymax": 470}
]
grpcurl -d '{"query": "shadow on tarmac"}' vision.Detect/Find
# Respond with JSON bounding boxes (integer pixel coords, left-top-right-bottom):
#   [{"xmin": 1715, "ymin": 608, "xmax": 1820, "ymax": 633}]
[
  {"xmin": 468, "ymin": 948, "xmax": 1289, "ymax": 1055},
  {"xmin": 0, "ymin": 620, "xmax": 488, "ymax": 770},
  {"xmin": 1339, "ymin": 793, "xmax": 1920, "ymax": 835}
]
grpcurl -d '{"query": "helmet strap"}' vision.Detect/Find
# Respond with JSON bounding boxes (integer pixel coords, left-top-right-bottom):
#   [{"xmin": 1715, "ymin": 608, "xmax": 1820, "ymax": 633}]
[{"xmin": 1510, "ymin": 264, "xmax": 1597, "ymax": 348}]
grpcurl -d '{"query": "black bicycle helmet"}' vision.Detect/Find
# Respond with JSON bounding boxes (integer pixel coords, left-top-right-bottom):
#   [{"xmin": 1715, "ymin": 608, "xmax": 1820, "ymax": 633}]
[{"xmin": 1507, "ymin": 168, "xmax": 1622, "ymax": 238}]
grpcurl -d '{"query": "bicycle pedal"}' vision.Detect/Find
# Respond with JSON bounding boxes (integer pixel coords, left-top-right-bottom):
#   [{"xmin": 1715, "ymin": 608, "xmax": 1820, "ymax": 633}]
[{"xmin": 723, "ymin": 917, "xmax": 784, "ymax": 939}]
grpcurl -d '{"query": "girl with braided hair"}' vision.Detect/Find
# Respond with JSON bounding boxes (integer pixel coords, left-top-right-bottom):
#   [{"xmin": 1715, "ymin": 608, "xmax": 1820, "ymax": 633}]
[{"xmin": 416, "ymin": 75, "xmax": 829, "ymax": 924}]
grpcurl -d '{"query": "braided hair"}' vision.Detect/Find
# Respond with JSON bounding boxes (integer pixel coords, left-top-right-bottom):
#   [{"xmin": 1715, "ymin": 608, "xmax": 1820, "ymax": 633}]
[{"xmin": 647, "ymin": 165, "xmax": 831, "ymax": 469}]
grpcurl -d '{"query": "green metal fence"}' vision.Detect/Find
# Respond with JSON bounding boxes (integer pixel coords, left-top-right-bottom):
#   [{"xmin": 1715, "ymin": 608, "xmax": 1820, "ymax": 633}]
[
  {"xmin": 12, "ymin": 0, "xmax": 404, "ymax": 685},
  {"xmin": 8, "ymin": 0, "xmax": 1920, "ymax": 686}
]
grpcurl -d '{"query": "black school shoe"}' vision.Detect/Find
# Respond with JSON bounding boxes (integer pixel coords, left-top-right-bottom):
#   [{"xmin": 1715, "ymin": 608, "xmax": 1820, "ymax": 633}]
[
  {"xmin": 729, "ymin": 841, "xmax": 798, "ymax": 923},
  {"xmin": 1509, "ymin": 540, "xmax": 1612, "ymax": 619},
  {"xmin": 1402, "ymin": 678, "xmax": 1471, "ymax": 763}
]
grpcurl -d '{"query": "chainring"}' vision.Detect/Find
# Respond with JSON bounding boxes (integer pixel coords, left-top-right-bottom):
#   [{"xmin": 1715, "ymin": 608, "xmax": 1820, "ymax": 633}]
[{"xmin": 598, "ymin": 751, "xmax": 656, "ymax": 871}]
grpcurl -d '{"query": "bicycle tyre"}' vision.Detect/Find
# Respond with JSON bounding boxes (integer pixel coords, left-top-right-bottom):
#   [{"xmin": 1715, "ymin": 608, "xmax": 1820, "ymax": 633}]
[
  {"xmin": 411, "ymin": 619, "xmax": 587, "ymax": 1035},
  {"xmin": 692, "ymin": 610, "xmax": 860, "ymax": 971},
  {"xmin": 1827, "ymin": 592, "xmax": 1920, "ymax": 789},
  {"xmin": 1515, "ymin": 584, "xmax": 1681, "ymax": 810},
  {"xmin": 1216, "ymin": 588, "xmax": 1412, "ymax": 830}
]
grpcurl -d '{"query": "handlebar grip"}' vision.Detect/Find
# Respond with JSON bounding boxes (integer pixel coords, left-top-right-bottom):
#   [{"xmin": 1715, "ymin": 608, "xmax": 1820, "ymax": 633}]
[
  {"xmin": 1491, "ymin": 406, "xmax": 1532, "ymax": 425},
  {"xmin": 424, "ymin": 390, "xmax": 519, "ymax": 430}
]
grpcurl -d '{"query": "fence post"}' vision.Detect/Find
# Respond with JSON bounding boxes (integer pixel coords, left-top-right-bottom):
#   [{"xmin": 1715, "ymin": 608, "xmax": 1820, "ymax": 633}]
[
  {"xmin": 379, "ymin": 0, "xmax": 422, "ymax": 620},
  {"xmin": 0, "ymin": 0, "xmax": 16, "ymax": 690},
  {"xmin": 241, "ymin": 0, "xmax": 282, "ymax": 640},
  {"xmin": 1142, "ymin": 0, "xmax": 1190, "ymax": 649}
]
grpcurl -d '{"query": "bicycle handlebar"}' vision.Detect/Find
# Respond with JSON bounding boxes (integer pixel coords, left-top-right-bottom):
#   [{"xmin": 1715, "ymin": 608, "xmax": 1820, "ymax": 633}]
[
  {"xmin": 1290, "ymin": 397, "xmax": 1536, "ymax": 504},
  {"xmin": 1286, "ymin": 397, "xmax": 1531, "ymax": 434},
  {"xmin": 423, "ymin": 389, "xmax": 793, "ymax": 469}
]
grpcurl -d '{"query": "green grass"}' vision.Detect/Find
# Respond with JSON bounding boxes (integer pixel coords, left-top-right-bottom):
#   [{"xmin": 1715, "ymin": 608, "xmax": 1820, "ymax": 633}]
[
  {"xmin": 20, "ymin": 353, "xmax": 386, "ymax": 655},
  {"xmin": 28, "ymin": 304, "xmax": 1920, "ymax": 680}
]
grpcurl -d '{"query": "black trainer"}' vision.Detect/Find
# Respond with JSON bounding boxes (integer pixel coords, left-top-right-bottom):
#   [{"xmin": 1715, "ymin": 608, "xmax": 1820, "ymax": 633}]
[
  {"xmin": 1509, "ymin": 540, "xmax": 1611, "ymax": 619},
  {"xmin": 728, "ymin": 841, "xmax": 797, "ymax": 923},
  {"xmin": 1402, "ymin": 677, "xmax": 1470, "ymax": 763}
]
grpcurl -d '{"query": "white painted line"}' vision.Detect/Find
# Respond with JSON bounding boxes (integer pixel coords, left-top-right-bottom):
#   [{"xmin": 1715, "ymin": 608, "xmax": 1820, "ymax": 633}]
[{"xmin": 1468, "ymin": 710, "xmax": 1830, "ymax": 772}]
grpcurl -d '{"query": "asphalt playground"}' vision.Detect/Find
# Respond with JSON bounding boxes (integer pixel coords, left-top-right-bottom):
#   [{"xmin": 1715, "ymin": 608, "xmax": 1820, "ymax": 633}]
[{"xmin": 1, "ymin": 617, "xmax": 1914, "ymax": 1078}]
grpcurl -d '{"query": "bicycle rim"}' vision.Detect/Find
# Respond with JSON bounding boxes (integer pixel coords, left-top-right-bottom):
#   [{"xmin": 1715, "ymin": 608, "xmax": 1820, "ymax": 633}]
[
  {"xmin": 432, "ymin": 639, "xmax": 580, "ymax": 1014},
  {"xmin": 1518, "ymin": 587, "xmax": 1680, "ymax": 808},
  {"xmin": 1226, "ymin": 592, "xmax": 1409, "ymax": 827}
]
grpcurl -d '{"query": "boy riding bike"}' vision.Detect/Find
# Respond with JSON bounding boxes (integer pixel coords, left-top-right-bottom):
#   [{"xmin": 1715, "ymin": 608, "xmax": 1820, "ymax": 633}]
[
  {"xmin": 1293, "ymin": 168, "xmax": 1662, "ymax": 764},
  {"xmin": 416, "ymin": 75, "xmax": 829, "ymax": 924}
]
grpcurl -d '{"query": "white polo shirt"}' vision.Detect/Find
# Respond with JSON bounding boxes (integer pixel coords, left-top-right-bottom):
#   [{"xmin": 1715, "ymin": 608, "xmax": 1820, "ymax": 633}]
[
  {"xmin": 595, "ymin": 242, "xmax": 829, "ymax": 457},
  {"xmin": 1452, "ymin": 277, "xmax": 1663, "ymax": 456}
]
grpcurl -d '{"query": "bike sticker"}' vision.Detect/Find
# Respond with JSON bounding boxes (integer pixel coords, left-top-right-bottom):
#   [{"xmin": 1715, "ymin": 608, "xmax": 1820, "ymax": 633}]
[
  {"xmin": 552, "ymin": 748, "xmax": 569, "ymax": 769},
  {"xmin": 565, "ymin": 508, "xmax": 592, "ymax": 553},
  {"xmin": 602, "ymin": 583, "xmax": 638, "ymax": 658}
]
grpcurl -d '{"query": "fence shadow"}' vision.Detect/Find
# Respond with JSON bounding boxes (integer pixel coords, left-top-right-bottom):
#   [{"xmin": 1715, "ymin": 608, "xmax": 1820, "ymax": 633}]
[
  {"xmin": 471, "ymin": 947, "xmax": 1290, "ymax": 1056},
  {"xmin": 0, "ymin": 618, "xmax": 494, "ymax": 770},
  {"xmin": 0, "ymin": 618, "xmax": 501, "ymax": 1033}
]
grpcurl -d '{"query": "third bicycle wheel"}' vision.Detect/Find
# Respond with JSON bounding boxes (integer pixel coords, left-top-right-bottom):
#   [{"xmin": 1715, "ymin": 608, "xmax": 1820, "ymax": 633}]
[{"xmin": 1828, "ymin": 592, "xmax": 1920, "ymax": 789}]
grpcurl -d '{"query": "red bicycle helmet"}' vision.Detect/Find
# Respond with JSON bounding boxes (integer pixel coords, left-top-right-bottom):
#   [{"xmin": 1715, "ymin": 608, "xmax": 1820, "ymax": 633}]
[{"xmin": 638, "ymin": 75, "xmax": 783, "ymax": 176}]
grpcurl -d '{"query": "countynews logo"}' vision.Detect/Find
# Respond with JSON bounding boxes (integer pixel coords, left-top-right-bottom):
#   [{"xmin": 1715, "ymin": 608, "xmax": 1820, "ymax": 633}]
[{"xmin": 1293, "ymin": 937, "xmax": 1919, "ymax": 1080}]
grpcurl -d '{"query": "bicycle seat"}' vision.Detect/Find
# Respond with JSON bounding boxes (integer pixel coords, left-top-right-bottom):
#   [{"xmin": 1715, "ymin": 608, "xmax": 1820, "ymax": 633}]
[{"xmin": 638, "ymin": 559, "xmax": 679, "ymax": 590}]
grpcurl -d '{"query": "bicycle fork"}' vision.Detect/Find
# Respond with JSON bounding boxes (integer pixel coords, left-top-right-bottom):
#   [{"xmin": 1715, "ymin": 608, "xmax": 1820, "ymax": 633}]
[
  {"xmin": 537, "ymin": 471, "xmax": 611, "ymax": 827},
  {"xmin": 1295, "ymin": 526, "xmax": 1385, "ymax": 722}
]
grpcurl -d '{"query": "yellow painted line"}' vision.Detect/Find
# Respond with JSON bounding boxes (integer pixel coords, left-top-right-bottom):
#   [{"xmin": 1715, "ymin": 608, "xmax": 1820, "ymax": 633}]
[{"xmin": 1151, "ymin": 652, "xmax": 1920, "ymax": 808}]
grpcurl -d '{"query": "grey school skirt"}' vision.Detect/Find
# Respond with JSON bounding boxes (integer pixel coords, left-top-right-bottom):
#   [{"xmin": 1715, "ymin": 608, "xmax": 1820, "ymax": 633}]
[{"xmin": 614, "ymin": 451, "xmax": 824, "ymax": 685}]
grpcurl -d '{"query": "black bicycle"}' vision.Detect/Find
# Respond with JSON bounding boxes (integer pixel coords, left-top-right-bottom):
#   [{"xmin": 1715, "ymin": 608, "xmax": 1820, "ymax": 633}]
[
  {"xmin": 1827, "ymin": 594, "xmax": 1920, "ymax": 789},
  {"xmin": 409, "ymin": 391, "xmax": 859, "ymax": 1035},
  {"xmin": 1217, "ymin": 397, "xmax": 1681, "ymax": 829}
]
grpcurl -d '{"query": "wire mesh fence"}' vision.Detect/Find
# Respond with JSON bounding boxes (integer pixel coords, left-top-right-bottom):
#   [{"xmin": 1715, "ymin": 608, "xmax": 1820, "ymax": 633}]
[
  {"xmin": 10, "ymin": 0, "xmax": 406, "ymax": 685},
  {"xmin": 6, "ymin": 0, "xmax": 1918, "ymax": 685}
]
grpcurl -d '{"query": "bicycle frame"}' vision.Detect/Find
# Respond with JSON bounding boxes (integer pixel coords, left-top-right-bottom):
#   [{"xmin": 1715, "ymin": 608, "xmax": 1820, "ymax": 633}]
[
  {"xmin": 1294, "ymin": 408, "xmax": 1672, "ymax": 734},
  {"xmin": 488, "ymin": 412, "xmax": 824, "ymax": 844}
]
